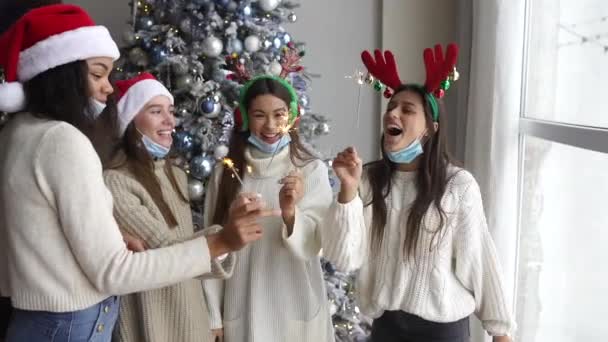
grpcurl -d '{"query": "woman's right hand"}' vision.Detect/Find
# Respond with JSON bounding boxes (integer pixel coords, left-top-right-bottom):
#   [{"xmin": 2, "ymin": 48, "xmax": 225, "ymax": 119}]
[
  {"xmin": 121, "ymin": 230, "xmax": 148, "ymax": 252},
  {"xmin": 211, "ymin": 328, "xmax": 224, "ymax": 342},
  {"xmin": 333, "ymin": 147, "xmax": 363, "ymax": 203}
]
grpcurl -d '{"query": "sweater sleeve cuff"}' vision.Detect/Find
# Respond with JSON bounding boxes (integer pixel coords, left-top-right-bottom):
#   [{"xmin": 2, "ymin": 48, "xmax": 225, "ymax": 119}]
[
  {"xmin": 328, "ymin": 195, "xmax": 364, "ymax": 243},
  {"xmin": 281, "ymin": 206, "xmax": 319, "ymax": 260},
  {"xmin": 320, "ymin": 196, "xmax": 365, "ymax": 272},
  {"xmin": 209, "ymin": 311, "xmax": 223, "ymax": 330},
  {"xmin": 210, "ymin": 253, "xmax": 235, "ymax": 279},
  {"xmin": 195, "ymin": 225, "xmax": 235, "ymax": 280},
  {"xmin": 483, "ymin": 319, "xmax": 517, "ymax": 338}
]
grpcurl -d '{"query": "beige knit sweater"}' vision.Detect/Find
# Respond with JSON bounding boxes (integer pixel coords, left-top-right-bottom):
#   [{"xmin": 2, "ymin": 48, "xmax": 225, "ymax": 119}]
[
  {"xmin": 104, "ymin": 161, "xmax": 234, "ymax": 342},
  {"xmin": 0, "ymin": 114, "xmax": 216, "ymax": 312}
]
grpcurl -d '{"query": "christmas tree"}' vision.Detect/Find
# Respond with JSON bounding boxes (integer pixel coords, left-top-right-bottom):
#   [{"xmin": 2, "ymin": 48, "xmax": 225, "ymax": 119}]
[
  {"xmin": 114, "ymin": 0, "xmax": 330, "ymax": 191},
  {"xmin": 115, "ymin": 0, "xmax": 369, "ymax": 340}
]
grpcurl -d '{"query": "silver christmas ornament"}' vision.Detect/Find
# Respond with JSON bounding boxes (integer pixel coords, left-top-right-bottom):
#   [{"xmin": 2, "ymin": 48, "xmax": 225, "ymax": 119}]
[
  {"xmin": 176, "ymin": 106, "xmax": 190, "ymax": 117},
  {"xmin": 287, "ymin": 12, "xmax": 297, "ymax": 22},
  {"xmin": 137, "ymin": 16, "xmax": 154, "ymax": 30},
  {"xmin": 269, "ymin": 60, "xmax": 282, "ymax": 76},
  {"xmin": 226, "ymin": 38, "xmax": 243, "ymax": 54},
  {"xmin": 128, "ymin": 47, "xmax": 149, "ymax": 67},
  {"xmin": 315, "ymin": 122, "xmax": 330, "ymax": 135},
  {"xmin": 122, "ymin": 30, "xmax": 136, "ymax": 45},
  {"xmin": 213, "ymin": 144, "xmax": 229, "ymax": 160},
  {"xmin": 227, "ymin": 1, "xmax": 238, "ymax": 11},
  {"xmin": 188, "ymin": 179, "xmax": 205, "ymax": 201},
  {"xmin": 258, "ymin": 0, "xmax": 281, "ymax": 12},
  {"xmin": 175, "ymin": 75, "xmax": 194, "ymax": 91},
  {"xmin": 189, "ymin": 155, "xmax": 214, "ymax": 179},
  {"xmin": 244, "ymin": 35, "xmax": 261, "ymax": 53},
  {"xmin": 202, "ymin": 36, "xmax": 223, "ymax": 57}
]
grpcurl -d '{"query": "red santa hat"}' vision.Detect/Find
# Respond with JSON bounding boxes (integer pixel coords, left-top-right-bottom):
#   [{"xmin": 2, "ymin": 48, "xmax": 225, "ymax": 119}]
[
  {"xmin": 116, "ymin": 73, "xmax": 174, "ymax": 135},
  {"xmin": 0, "ymin": 4, "xmax": 120, "ymax": 113}
]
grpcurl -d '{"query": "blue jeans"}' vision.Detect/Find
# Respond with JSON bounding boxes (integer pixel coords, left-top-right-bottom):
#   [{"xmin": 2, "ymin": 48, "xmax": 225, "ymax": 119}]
[{"xmin": 5, "ymin": 296, "xmax": 119, "ymax": 342}]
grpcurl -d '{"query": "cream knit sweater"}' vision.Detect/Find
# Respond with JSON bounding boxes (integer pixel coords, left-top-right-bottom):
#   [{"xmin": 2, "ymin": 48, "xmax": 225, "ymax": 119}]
[
  {"xmin": 203, "ymin": 147, "xmax": 335, "ymax": 342},
  {"xmin": 0, "ymin": 113, "xmax": 215, "ymax": 312},
  {"xmin": 322, "ymin": 167, "xmax": 516, "ymax": 337},
  {"xmin": 104, "ymin": 161, "xmax": 235, "ymax": 342}
]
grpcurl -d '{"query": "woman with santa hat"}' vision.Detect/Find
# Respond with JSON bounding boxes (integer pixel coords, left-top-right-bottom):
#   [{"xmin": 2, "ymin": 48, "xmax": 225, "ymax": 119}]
[
  {"xmin": 104, "ymin": 73, "xmax": 231, "ymax": 342},
  {"xmin": 0, "ymin": 5, "xmax": 273, "ymax": 341}
]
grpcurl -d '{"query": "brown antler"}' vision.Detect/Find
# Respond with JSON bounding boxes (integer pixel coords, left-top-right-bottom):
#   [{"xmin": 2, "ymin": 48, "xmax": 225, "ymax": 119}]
[
  {"xmin": 280, "ymin": 42, "xmax": 304, "ymax": 78},
  {"xmin": 423, "ymin": 43, "xmax": 459, "ymax": 96},
  {"xmin": 360, "ymin": 49, "xmax": 402, "ymax": 91},
  {"xmin": 225, "ymin": 55, "xmax": 251, "ymax": 83}
]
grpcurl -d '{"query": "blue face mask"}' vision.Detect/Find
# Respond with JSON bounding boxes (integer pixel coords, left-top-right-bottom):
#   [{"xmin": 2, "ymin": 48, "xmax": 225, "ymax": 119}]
[
  {"xmin": 248, "ymin": 133, "xmax": 291, "ymax": 154},
  {"xmin": 386, "ymin": 135, "xmax": 425, "ymax": 164},
  {"xmin": 141, "ymin": 134, "xmax": 171, "ymax": 159},
  {"xmin": 85, "ymin": 98, "xmax": 106, "ymax": 119}
]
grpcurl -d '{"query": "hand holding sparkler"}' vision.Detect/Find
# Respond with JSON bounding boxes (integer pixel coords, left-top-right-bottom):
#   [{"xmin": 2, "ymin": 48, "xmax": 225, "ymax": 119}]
[
  {"xmin": 207, "ymin": 192, "xmax": 280, "ymax": 255},
  {"xmin": 278, "ymin": 169, "xmax": 304, "ymax": 235},
  {"xmin": 332, "ymin": 147, "xmax": 363, "ymax": 204}
]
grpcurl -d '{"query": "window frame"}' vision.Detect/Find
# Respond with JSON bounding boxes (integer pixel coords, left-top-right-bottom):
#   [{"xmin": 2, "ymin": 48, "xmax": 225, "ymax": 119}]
[{"xmin": 514, "ymin": 0, "xmax": 608, "ymax": 327}]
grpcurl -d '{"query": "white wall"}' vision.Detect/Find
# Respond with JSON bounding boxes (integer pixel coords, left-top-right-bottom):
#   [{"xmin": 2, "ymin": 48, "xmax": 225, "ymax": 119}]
[
  {"xmin": 382, "ymin": 0, "xmax": 464, "ymax": 161},
  {"xmin": 71, "ymin": 0, "xmax": 130, "ymax": 44},
  {"xmin": 287, "ymin": 0, "xmax": 382, "ymax": 161}
]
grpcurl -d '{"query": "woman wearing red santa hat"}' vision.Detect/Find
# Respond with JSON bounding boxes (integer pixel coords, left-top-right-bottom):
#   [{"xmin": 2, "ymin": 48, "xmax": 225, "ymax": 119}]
[
  {"xmin": 0, "ymin": 5, "xmax": 274, "ymax": 342},
  {"xmin": 103, "ymin": 73, "xmax": 229, "ymax": 342}
]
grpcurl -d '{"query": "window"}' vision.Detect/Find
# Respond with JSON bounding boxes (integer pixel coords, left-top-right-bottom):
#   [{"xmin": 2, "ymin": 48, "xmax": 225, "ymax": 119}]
[{"xmin": 516, "ymin": 0, "xmax": 608, "ymax": 341}]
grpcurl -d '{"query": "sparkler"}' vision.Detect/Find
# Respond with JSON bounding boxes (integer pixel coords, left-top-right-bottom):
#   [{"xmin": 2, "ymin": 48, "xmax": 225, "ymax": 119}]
[{"xmin": 222, "ymin": 158, "xmax": 244, "ymax": 186}]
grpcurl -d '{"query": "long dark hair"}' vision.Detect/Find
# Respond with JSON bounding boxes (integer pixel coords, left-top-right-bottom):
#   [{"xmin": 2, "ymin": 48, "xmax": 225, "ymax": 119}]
[
  {"xmin": 25, "ymin": 60, "xmax": 91, "ymax": 129},
  {"xmin": 365, "ymin": 84, "xmax": 460, "ymax": 258},
  {"xmin": 23, "ymin": 60, "xmax": 121, "ymax": 162},
  {"xmin": 212, "ymin": 77, "xmax": 315, "ymax": 225},
  {"xmin": 105, "ymin": 123, "xmax": 188, "ymax": 229}
]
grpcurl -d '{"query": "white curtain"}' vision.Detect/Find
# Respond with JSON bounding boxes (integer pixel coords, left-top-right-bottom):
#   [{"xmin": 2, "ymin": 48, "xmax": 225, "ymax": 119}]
[{"xmin": 461, "ymin": 0, "xmax": 526, "ymax": 340}]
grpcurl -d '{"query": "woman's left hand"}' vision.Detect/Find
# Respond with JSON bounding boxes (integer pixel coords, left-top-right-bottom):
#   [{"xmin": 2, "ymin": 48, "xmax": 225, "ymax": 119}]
[
  {"xmin": 493, "ymin": 336, "xmax": 511, "ymax": 342},
  {"xmin": 279, "ymin": 169, "xmax": 304, "ymax": 223}
]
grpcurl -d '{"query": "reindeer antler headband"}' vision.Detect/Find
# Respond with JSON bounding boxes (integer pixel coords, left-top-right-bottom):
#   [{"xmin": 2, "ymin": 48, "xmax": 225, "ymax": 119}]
[
  {"xmin": 361, "ymin": 43, "xmax": 459, "ymax": 121},
  {"xmin": 226, "ymin": 42, "xmax": 304, "ymax": 131}
]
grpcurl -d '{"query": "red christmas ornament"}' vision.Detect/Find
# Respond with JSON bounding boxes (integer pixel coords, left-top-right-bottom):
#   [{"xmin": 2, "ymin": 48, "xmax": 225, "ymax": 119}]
[
  {"xmin": 383, "ymin": 88, "xmax": 393, "ymax": 98},
  {"xmin": 434, "ymin": 89, "xmax": 445, "ymax": 98}
]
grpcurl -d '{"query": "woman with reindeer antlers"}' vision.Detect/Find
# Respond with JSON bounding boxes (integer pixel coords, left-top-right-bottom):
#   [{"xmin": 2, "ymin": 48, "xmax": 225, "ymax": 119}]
[
  {"xmin": 202, "ymin": 45, "xmax": 335, "ymax": 342},
  {"xmin": 322, "ymin": 44, "xmax": 515, "ymax": 342}
]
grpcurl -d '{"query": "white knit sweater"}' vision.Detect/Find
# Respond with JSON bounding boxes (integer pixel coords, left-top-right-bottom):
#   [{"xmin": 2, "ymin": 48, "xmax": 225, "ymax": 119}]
[
  {"xmin": 321, "ymin": 166, "xmax": 516, "ymax": 336},
  {"xmin": 203, "ymin": 146, "xmax": 335, "ymax": 342},
  {"xmin": 0, "ymin": 113, "xmax": 216, "ymax": 312}
]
